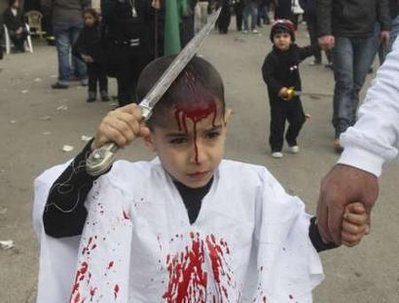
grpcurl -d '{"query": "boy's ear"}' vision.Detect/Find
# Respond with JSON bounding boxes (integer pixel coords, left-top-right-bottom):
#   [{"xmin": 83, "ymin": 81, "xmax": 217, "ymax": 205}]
[
  {"xmin": 142, "ymin": 132, "xmax": 156, "ymax": 152},
  {"xmin": 223, "ymin": 108, "xmax": 233, "ymax": 126}
]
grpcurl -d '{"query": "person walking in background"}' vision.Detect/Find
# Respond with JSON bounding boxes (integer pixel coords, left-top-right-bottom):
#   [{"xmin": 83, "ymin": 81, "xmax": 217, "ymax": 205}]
[
  {"xmin": 242, "ymin": 0, "xmax": 259, "ymax": 33},
  {"xmin": 3, "ymin": 0, "xmax": 28, "ymax": 53},
  {"xmin": 233, "ymin": 0, "xmax": 244, "ymax": 31},
  {"xmin": 299, "ymin": 0, "xmax": 332, "ymax": 67},
  {"xmin": 101, "ymin": 0, "xmax": 161, "ymax": 107},
  {"xmin": 274, "ymin": 0, "xmax": 292, "ymax": 21},
  {"xmin": 73, "ymin": 8, "xmax": 109, "ymax": 103},
  {"xmin": 41, "ymin": 0, "xmax": 89, "ymax": 89},
  {"xmin": 316, "ymin": 0, "xmax": 391, "ymax": 152},
  {"xmin": 262, "ymin": 19, "xmax": 319, "ymax": 158},
  {"xmin": 290, "ymin": 0, "xmax": 303, "ymax": 28},
  {"xmin": 216, "ymin": 0, "xmax": 231, "ymax": 34}
]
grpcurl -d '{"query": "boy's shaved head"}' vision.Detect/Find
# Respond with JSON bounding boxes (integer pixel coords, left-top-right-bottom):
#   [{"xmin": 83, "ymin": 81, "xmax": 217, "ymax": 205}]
[{"xmin": 137, "ymin": 55, "xmax": 225, "ymax": 128}]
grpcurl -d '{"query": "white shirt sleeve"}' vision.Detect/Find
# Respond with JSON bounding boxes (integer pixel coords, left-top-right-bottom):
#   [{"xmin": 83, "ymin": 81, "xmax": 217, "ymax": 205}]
[{"xmin": 338, "ymin": 37, "xmax": 399, "ymax": 177}]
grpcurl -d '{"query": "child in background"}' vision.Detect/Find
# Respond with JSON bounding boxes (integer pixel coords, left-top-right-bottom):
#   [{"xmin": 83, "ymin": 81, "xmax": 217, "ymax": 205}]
[
  {"xmin": 262, "ymin": 19, "xmax": 318, "ymax": 158},
  {"xmin": 34, "ymin": 56, "xmax": 368, "ymax": 302},
  {"xmin": 73, "ymin": 8, "xmax": 109, "ymax": 102}
]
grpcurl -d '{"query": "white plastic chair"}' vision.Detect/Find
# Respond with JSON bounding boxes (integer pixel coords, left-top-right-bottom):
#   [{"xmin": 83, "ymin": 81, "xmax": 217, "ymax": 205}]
[
  {"xmin": 25, "ymin": 10, "xmax": 45, "ymax": 39},
  {"xmin": 3, "ymin": 23, "xmax": 33, "ymax": 54}
]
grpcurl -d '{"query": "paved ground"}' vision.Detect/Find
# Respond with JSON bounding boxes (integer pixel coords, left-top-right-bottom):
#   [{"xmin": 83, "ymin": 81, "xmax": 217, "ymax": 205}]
[{"xmin": 1, "ymin": 22, "xmax": 399, "ymax": 303}]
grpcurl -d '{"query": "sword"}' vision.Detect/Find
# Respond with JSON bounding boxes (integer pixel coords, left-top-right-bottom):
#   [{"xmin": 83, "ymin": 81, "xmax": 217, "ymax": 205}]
[{"xmin": 86, "ymin": 8, "xmax": 222, "ymax": 176}]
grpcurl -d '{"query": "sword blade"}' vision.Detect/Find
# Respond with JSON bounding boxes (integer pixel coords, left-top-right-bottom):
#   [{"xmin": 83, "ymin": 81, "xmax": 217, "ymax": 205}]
[{"xmin": 86, "ymin": 8, "xmax": 222, "ymax": 176}]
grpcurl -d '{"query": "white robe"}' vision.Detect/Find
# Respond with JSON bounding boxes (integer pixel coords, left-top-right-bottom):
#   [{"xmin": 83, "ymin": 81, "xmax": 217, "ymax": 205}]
[{"xmin": 33, "ymin": 159, "xmax": 324, "ymax": 303}]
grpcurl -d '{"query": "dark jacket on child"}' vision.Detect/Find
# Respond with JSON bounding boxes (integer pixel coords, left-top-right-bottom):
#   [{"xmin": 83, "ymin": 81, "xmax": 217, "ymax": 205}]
[
  {"xmin": 73, "ymin": 22, "xmax": 104, "ymax": 64},
  {"xmin": 262, "ymin": 43, "xmax": 318, "ymax": 103},
  {"xmin": 73, "ymin": 22, "xmax": 108, "ymax": 97},
  {"xmin": 261, "ymin": 43, "xmax": 318, "ymax": 152}
]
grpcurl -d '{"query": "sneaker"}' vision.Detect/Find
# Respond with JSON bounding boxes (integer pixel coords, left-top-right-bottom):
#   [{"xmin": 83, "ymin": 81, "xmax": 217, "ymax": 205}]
[
  {"xmin": 252, "ymin": 29, "xmax": 259, "ymax": 34},
  {"xmin": 51, "ymin": 82, "xmax": 68, "ymax": 89},
  {"xmin": 271, "ymin": 151, "xmax": 284, "ymax": 158},
  {"xmin": 334, "ymin": 138, "xmax": 344, "ymax": 153},
  {"xmin": 288, "ymin": 145, "xmax": 300, "ymax": 153},
  {"xmin": 242, "ymin": 30, "xmax": 249, "ymax": 34}
]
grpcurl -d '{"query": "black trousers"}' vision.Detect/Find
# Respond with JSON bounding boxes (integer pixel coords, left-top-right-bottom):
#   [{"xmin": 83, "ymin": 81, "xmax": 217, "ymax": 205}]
[
  {"xmin": 269, "ymin": 98, "xmax": 306, "ymax": 152},
  {"xmin": 107, "ymin": 43, "xmax": 151, "ymax": 107},
  {"xmin": 217, "ymin": 2, "xmax": 231, "ymax": 34},
  {"xmin": 234, "ymin": 2, "xmax": 244, "ymax": 30},
  {"xmin": 87, "ymin": 62, "xmax": 108, "ymax": 93}
]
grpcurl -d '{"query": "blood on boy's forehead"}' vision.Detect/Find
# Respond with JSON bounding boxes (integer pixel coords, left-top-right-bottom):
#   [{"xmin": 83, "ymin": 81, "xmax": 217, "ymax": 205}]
[
  {"xmin": 149, "ymin": 70, "xmax": 225, "ymax": 128},
  {"xmin": 154, "ymin": 97, "xmax": 224, "ymax": 131}
]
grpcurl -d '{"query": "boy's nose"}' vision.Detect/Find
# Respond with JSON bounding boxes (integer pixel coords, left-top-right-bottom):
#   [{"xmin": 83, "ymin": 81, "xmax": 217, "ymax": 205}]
[{"xmin": 189, "ymin": 140, "xmax": 206, "ymax": 164}]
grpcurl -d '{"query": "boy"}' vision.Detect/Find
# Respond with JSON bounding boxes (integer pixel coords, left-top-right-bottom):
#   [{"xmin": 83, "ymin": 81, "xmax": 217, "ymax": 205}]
[
  {"xmin": 33, "ymin": 56, "xmax": 368, "ymax": 302},
  {"xmin": 262, "ymin": 19, "xmax": 319, "ymax": 158},
  {"xmin": 73, "ymin": 8, "xmax": 109, "ymax": 103}
]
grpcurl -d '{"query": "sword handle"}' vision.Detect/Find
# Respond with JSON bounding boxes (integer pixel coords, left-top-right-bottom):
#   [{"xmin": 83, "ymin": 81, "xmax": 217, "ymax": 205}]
[
  {"xmin": 86, "ymin": 142, "xmax": 119, "ymax": 176},
  {"xmin": 85, "ymin": 104, "xmax": 152, "ymax": 177}
]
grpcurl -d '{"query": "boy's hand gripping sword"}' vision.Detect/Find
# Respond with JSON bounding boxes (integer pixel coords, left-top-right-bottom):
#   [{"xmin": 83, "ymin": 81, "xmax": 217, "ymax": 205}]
[{"xmin": 86, "ymin": 8, "xmax": 222, "ymax": 176}]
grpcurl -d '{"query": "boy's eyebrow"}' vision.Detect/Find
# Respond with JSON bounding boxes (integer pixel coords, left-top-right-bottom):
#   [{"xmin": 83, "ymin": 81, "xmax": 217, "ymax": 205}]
[
  {"xmin": 204, "ymin": 125, "xmax": 223, "ymax": 132},
  {"xmin": 164, "ymin": 132, "xmax": 187, "ymax": 138}
]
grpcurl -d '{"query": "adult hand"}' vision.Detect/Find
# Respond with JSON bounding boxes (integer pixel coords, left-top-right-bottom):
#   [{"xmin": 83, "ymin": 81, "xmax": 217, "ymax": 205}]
[
  {"xmin": 317, "ymin": 164, "xmax": 379, "ymax": 244},
  {"xmin": 380, "ymin": 30, "xmax": 390, "ymax": 49},
  {"xmin": 318, "ymin": 35, "xmax": 335, "ymax": 50}
]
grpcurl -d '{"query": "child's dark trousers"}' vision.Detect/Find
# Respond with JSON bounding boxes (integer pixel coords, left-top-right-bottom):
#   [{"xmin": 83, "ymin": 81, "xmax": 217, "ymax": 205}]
[
  {"xmin": 269, "ymin": 98, "xmax": 306, "ymax": 152},
  {"xmin": 87, "ymin": 62, "xmax": 108, "ymax": 93}
]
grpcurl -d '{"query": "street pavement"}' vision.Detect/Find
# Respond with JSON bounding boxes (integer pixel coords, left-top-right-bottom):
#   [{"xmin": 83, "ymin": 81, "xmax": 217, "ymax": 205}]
[{"xmin": 1, "ymin": 22, "xmax": 399, "ymax": 302}]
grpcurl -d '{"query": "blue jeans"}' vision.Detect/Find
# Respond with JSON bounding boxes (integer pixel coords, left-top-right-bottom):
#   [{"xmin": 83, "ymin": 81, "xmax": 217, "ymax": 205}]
[
  {"xmin": 243, "ymin": 3, "xmax": 258, "ymax": 31},
  {"xmin": 332, "ymin": 36, "xmax": 378, "ymax": 138},
  {"xmin": 53, "ymin": 22, "xmax": 87, "ymax": 85}
]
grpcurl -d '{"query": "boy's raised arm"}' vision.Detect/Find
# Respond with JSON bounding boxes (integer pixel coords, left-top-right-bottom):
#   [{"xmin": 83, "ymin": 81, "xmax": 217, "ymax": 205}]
[
  {"xmin": 43, "ymin": 141, "xmax": 99, "ymax": 238},
  {"xmin": 43, "ymin": 104, "xmax": 150, "ymax": 238}
]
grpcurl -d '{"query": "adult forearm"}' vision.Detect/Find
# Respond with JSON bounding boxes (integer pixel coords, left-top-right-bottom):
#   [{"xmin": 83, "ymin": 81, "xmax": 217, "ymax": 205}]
[
  {"xmin": 377, "ymin": 0, "xmax": 392, "ymax": 31},
  {"xmin": 315, "ymin": 0, "xmax": 332, "ymax": 36}
]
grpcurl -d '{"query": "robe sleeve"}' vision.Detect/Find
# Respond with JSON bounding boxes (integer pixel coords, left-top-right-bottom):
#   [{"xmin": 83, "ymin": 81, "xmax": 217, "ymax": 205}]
[
  {"xmin": 251, "ymin": 169, "xmax": 324, "ymax": 302},
  {"xmin": 33, "ymin": 163, "xmax": 81, "ymax": 303}
]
